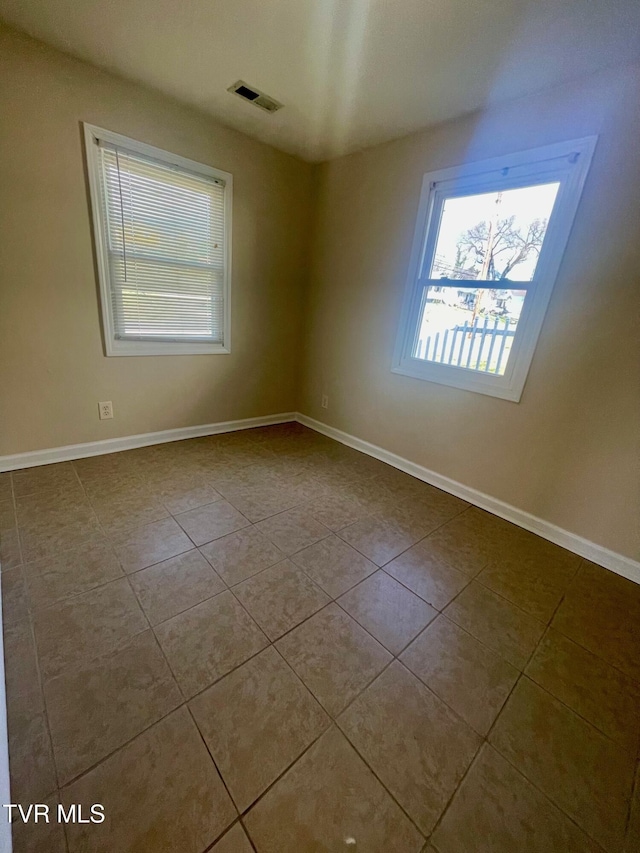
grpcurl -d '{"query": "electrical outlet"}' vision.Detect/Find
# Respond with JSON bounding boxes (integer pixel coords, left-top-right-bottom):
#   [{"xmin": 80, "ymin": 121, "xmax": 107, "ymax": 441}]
[
  {"xmin": 321, "ymin": 394, "xmax": 329, "ymax": 409},
  {"xmin": 98, "ymin": 401, "xmax": 113, "ymax": 420}
]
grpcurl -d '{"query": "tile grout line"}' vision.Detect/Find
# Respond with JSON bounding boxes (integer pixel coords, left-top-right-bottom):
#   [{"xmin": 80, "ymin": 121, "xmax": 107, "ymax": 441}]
[
  {"xmin": 477, "ymin": 577, "xmax": 625, "ymax": 852},
  {"xmin": 428, "ymin": 636, "xmax": 583, "ymax": 850},
  {"xmin": 4, "ymin": 429, "xmax": 638, "ymax": 851},
  {"xmin": 624, "ymin": 750, "xmax": 640, "ymax": 845},
  {"xmin": 22, "ymin": 503, "xmax": 635, "ymax": 799}
]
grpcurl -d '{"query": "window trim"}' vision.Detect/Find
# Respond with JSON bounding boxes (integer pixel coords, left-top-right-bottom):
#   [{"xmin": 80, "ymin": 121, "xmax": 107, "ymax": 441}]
[
  {"xmin": 83, "ymin": 123, "xmax": 233, "ymax": 357},
  {"xmin": 391, "ymin": 137, "xmax": 597, "ymax": 401}
]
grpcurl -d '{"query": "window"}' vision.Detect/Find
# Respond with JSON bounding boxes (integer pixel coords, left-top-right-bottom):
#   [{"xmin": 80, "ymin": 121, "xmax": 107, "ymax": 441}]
[
  {"xmin": 392, "ymin": 137, "xmax": 596, "ymax": 400},
  {"xmin": 84, "ymin": 124, "xmax": 232, "ymax": 356}
]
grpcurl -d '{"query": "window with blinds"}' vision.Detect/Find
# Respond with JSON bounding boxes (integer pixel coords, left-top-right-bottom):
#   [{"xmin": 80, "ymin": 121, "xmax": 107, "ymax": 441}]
[{"xmin": 84, "ymin": 125, "xmax": 232, "ymax": 356}]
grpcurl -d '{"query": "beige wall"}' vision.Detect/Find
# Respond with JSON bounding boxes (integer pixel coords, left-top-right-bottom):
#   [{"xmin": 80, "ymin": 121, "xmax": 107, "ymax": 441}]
[
  {"xmin": 0, "ymin": 25, "xmax": 314, "ymax": 455},
  {"xmin": 300, "ymin": 66, "xmax": 640, "ymax": 561}
]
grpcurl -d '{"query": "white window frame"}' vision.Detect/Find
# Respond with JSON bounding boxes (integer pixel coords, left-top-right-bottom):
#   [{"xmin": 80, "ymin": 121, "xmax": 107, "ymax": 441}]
[
  {"xmin": 84, "ymin": 124, "xmax": 233, "ymax": 357},
  {"xmin": 392, "ymin": 137, "xmax": 597, "ymax": 401}
]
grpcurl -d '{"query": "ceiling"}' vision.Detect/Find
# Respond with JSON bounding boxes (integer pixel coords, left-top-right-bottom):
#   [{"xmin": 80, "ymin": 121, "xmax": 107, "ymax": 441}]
[{"xmin": 1, "ymin": 0, "xmax": 639, "ymax": 162}]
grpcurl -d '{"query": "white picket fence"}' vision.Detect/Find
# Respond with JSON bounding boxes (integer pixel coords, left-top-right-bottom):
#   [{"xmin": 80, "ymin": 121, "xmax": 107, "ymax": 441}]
[{"xmin": 417, "ymin": 317, "xmax": 515, "ymax": 374}]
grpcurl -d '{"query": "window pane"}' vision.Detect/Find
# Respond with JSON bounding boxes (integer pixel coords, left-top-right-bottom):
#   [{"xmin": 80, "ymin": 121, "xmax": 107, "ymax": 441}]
[
  {"xmin": 429, "ymin": 183, "xmax": 559, "ymax": 282},
  {"xmin": 98, "ymin": 144, "xmax": 227, "ymax": 344},
  {"xmin": 413, "ymin": 285, "xmax": 526, "ymax": 375},
  {"xmin": 103, "ymin": 159, "xmax": 224, "ymax": 267}
]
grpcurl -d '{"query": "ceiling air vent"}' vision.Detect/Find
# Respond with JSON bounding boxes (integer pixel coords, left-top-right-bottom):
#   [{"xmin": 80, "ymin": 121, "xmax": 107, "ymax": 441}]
[{"xmin": 228, "ymin": 80, "xmax": 283, "ymax": 113}]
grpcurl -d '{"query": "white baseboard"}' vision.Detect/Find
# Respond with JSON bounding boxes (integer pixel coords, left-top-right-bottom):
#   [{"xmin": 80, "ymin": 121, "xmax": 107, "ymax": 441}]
[
  {"xmin": 295, "ymin": 412, "xmax": 640, "ymax": 585},
  {"xmin": 0, "ymin": 412, "xmax": 296, "ymax": 472},
  {"xmin": 1, "ymin": 409, "xmax": 637, "ymax": 583}
]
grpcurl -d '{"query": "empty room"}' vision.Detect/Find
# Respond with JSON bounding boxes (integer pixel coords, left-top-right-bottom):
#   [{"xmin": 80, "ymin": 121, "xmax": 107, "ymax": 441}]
[{"xmin": 0, "ymin": 0, "xmax": 639, "ymax": 851}]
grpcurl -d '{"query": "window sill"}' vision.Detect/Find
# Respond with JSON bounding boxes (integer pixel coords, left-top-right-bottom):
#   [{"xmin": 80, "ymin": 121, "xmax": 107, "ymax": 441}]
[
  {"xmin": 105, "ymin": 340, "xmax": 231, "ymax": 357},
  {"xmin": 391, "ymin": 360, "xmax": 523, "ymax": 402}
]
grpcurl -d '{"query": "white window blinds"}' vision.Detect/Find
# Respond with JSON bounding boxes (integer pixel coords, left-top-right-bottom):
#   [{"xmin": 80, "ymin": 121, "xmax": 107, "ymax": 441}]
[{"xmin": 86, "ymin": 127, "xmax": 231, "ymax": 355}]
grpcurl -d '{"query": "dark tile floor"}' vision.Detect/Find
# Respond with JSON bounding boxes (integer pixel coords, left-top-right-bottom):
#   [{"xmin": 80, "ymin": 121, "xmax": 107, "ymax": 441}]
[{"xmin": 0, "ymin": 423, "xmax": 638, "ymax": 852}]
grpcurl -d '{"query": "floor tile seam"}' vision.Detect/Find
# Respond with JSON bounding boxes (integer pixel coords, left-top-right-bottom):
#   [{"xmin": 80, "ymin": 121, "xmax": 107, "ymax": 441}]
[
  {"xmin": 10, "ymin": 481, "xmax": 84, "ymax": 504},
  {"xmin": 14, "ymin": 491, "xmax": 98, "ymax": 527},
  {"xmin": 231, "ymin": 719, "xmax": 425, "ymax": 844},
  {"xmin": 162, "ymin": 617, "xmax": 274, "ymax": 707},
  {"xmin": 12, "ymin": 531, "xmax": 115, "ymax": 569},
  {"xmin": 232, "ymin": 493, "xmax": 337, "ymax": 534},
  {"xmin": 330, "ymin": 525, "xmax": 390, "ymax": 566},
  {"xmin": 118, "ymin": 556, "xmax": 185, "ymax": 701},
  {"xmin": 231, "ymin": 579, "xmax": 332, "ymax": 645},
  {"xmin": 424, "ymin": 730, "xmax": 488, "ymax": 846},
  {"xmin": 131, "ymin": 577, "xmax": 230, "ymax": 630},
  {"xmin": 49, "ymin": 671, "xmax": 186, "ymax": 791},
  {"xmin": 540, "ymin": 589, "xmax": 640, "ymax": 690},
  {"xmin": 140, "ymin": 570, "xmax": 199, "ymax": 707},
  {"xmin": 296, "ymin": 497, "xmax": 377, "ymax": 533},
  {"xmin": 445, "ymin": 574, "xmax": 550, "ymax": 627},
  {"xmin": 546, "ymin": 613, "xmax": 640, "ymax": 690},
  {"xmin": 332, "ymin": 711, "xmax": 434, "ymax": 841},
  {"xmin": 226, "ymin": 578, "xmax": 332, "ymax": 646},
  {"xmin": 623, "ymin": 756, "xmax": 640, "ymax": 842},
  {"xmin": 83, "ymin": 499, "xmax": 153, "ymax": 635},
  {"xmin": 20, "ymin": 599, "xmax": 61, "ymax": 797},
  {"xmin": 24, "ymin": 565, "xmax": 133, "ymax": 617},
  {"xmin": 304, "ymin": 564, "xmax": 544, "ymax": 684},
  {"xmin": 8, "ymin": 472, "xmax": 18, "ymax": 515},
  {"xmin": 377, "ymin": 563, "xmax": 472, "ymax": 610},
  {"xmin": 28, "ymin": 500, "xmax": 155, "ymax": 687},
  {"xmin": 437, "ymin": 581, "xmax": 533, "ymax": 672},
  {"xmin": 83, "ymin": 478, "xmax": 171, "ymax": 522},
  {"xmin": 398, "ymin": 648, "xmax": 515, "ymax": 740},
  {"xmin": 290, "ymin": 552, "xmax": 378, "ymax": 602},
  {"xmin": 35, "ymin": 622, "xmax": 152, "ymax": 700},
  {"xmin": 472, "ymin": 569, "xmax": 575, "ymax": 623},
  {"xmin": 185, "ymin": 701, "xmax": 242, "ymax": 828},
  {"xmin": 196, "ymin": 538, "xmax": 286, "ymax": 588},
  {"xmin": 525, "ymin": 624, "xmax": 640, "ymax": 750},
  {"xmin": 483, "ymin": 725, "xmax": 612, "ymax": 852},
  {"xmin": 393, "ymin": 652, "xmax": 495, "ymax": 739},
  {"xmin": 308, "ymin": 651, "xmax": 398, "ymax": 727},
  {"xmin": 157, "ymin": 490, "xmax": 224, "ymax": 517},
  {"xmin": 130, "ymin": 538, "xmax": 206, "ymax": 571},
  {"xmin": 222, "ymin": 722, "xmax": 337, "ymax": 821},
  {"xmin": 251, "ymin": 527, "xmax": 335, "ymax": 562},
  {"xmin": 331, "ymin": 505, "xmax": 479, "ymax": 574},
  {"xmin": 48, "ymin": 470, "xmax": 113, "ymax": 536},
  {"xmin": 211, "ymin": 476, "xmax": 302, "ymax": 507},
  {"xmin": 53, "ymin": 698, "xmax": 190, "ymax": 792},
  {"xmin": 38, "ymin": 622, "xmax": 176, "ymax": 699},
  {"xmin": 398, "ymin": 609, "xmax": 520, "ymax": 678},
  {"xmin": 482, "ymin": 610, "xmax": 554, "ymax": 742},
  {"xmin": 187, "ymin": 672, "xmax": 333, "ymax": 819},
  {"xmin": 98, "ymin": 509, "xmax": 176, "ymax": 539},
  {"xmin": 330, "ymin": 590, "xmax": 434, "ymax": 659},
  {"xmin": 15, "ymin": 514, "xmax": 105, "ymax": 564},
  {"xmin": 268, "ymin": 642, "xmax": 336, "ymax": 727},
  {"xmin": 199, "ymin": 817, "xmax": 253, "ymax": 853},
  {"xmin": 170, "ymin": 495, "xmax": 242, "ymax": 522},
  {"xmin": 488, "ymin": 671, "xmax": 637, "ymax": 803},
  {"xmin": 238, "ymin": 817, "xmax": 260, "ymax": 853}
]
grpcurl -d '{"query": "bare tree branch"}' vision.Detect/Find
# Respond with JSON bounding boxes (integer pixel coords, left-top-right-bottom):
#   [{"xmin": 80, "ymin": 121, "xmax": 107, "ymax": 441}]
[{"xmin": 456, "ymin": 216, "xmax": 547, "ymax": 280}]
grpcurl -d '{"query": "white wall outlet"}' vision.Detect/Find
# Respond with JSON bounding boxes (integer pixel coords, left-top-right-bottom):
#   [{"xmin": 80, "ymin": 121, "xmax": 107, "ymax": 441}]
[
  {"xmin": 98, "ymin": 401, "xmax": 113, "ymax": 420},
  {"xmin": 321, "ymin": 394, "xmax": 329, "ymax": 409}
]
